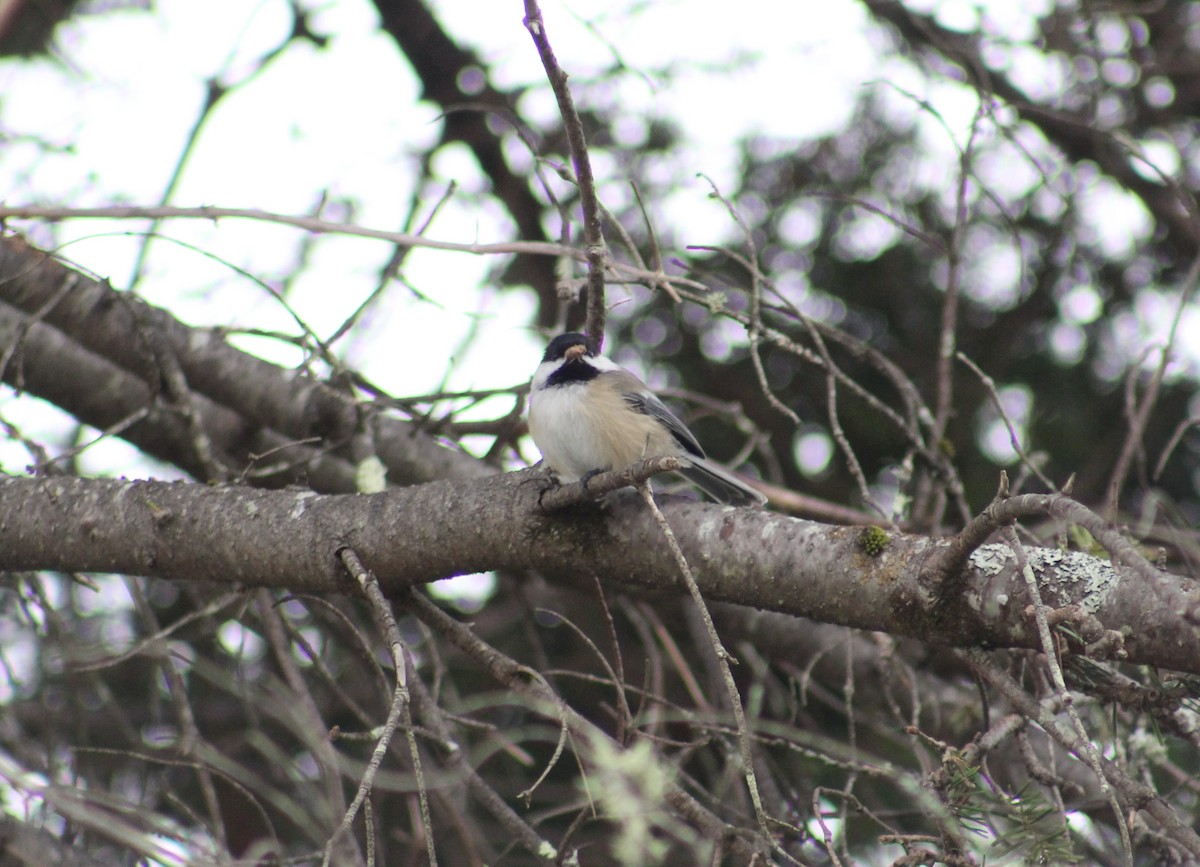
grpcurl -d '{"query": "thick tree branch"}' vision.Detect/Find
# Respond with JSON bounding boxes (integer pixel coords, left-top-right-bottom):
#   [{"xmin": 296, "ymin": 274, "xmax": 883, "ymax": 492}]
[
  {"xmin": 0, "ymin": 296, "xmax": 365, "ymax": 488},
  {"xmin": 0, "ymin": 473, "xmax": 1196, "ymax": 674},
  {"xmin": 0, "ymin": 235, "xmax": 487, "ymax": 486}
]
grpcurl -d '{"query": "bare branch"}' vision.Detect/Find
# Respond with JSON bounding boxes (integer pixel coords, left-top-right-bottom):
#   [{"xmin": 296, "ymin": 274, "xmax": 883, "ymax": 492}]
[
  {"xmin": 962, "ymin": 649, "xmax": 1200, "ymax": 861},
  {"xmin": 1, "ymin": 473, "xmax": 1197, "ymax": 674},
  {"xmin": 522, "ymin": 0, "xmax": 607, "ymax": 344},
  {"xmin": 330, "ymin": 548, "xmax": 434, "ymax": 866}
]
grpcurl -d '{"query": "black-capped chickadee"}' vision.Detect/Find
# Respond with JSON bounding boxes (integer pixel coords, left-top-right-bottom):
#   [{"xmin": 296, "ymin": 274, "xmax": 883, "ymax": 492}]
[{"xmin": 528, "ymin": 332, "xmax": 767, "ymax": 507}]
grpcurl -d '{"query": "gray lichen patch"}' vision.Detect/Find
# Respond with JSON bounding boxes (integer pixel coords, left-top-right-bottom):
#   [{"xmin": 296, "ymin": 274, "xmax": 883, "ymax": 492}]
[{"xmin": 969, "ymin": 543, "xmax": 1117, "ymax": 612}]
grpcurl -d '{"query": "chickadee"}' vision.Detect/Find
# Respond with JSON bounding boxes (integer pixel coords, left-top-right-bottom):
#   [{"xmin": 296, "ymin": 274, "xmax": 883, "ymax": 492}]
[{"xmin": 528, "ymin": 332, "xmax": 766, "ymax": 507}]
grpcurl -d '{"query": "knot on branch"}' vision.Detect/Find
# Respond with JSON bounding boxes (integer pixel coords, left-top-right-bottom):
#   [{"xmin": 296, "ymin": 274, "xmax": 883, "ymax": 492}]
[{"xmin": 919, "ymin": 472, "xmax": 1014, "ymax": 601}]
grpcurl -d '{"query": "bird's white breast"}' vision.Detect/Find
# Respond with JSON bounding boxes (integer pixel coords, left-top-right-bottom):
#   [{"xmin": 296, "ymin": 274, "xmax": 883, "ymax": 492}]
[
  {"xmin": 529, "ymin": 376, "xmax": 681, "ymax": 480},
  {"xmin": 528, "ymin": 380, "xmax": 603, "ymax": 480}
]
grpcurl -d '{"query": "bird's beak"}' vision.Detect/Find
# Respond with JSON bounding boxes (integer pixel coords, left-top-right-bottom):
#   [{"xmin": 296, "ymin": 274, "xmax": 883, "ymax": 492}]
[{"xmin": 564, "ymin": 344, "xmax": 588, "ymax": 362}]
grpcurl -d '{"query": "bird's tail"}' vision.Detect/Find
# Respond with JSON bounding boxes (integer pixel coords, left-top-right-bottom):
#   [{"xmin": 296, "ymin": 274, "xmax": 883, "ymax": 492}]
[{"xmin": 679, "ymin": 458, "xmax": 767, "ymax": 507}]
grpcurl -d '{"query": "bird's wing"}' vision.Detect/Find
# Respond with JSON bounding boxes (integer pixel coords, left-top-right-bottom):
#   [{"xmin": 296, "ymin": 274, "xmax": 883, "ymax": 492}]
[{"xmin": 605, "ymin": 371, "xmax": 706, "ymax": 459}]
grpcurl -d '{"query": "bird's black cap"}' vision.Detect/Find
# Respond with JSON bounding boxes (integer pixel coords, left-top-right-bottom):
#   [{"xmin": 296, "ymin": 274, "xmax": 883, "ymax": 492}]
[{"xmin": 542, "ymin": 332, "xmax": 595, "ymax": 363}]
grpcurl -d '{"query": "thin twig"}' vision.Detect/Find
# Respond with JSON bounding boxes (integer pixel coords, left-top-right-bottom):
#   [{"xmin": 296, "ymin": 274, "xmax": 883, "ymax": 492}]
[
  {"xmin": 957, "ymin": 352, "xmax": 1057, "ymax": 492},
  {"xmin": 123, "ymin": 578, "xmax": 229, "ymax": 855},
  {"xmin": 0, "ymin": 204, "xmax": 576, "ymax": 255},
  {"xmin": 1153, "ymin": 414, "xmax": 1200, "ymax": 481},
  {"xmin": 124, "ymin": 7, "xmax": 306, "ymax": 289},
  {"xmin": 522, "ymin": 0, "xmax": 607, "ymax": 345},
  {"xmin": 406, "ymin": 673, "xmax": 563, "ymax": 862},
  {"xmin": 332, "ymin": 548, "xmax": 436, "ymax": 867},
  {"xmin": 401, "ymin": 588, "xmax": 771, "ymax": 861},
  {"xmin": 633, "ymin": 484, "xmax": 775, "ymax": 845},
  {"xmin": 330, "ymin": 179, "xmax": 459, "ymax": 347},
  {"xmin": 73, "ymin": 589, "xmax": 246, "ymax": 672},
  {"xmin": 256, "ymin": 591, "xmax": 361, "ymax": 863},
  {"xmin": 0, "ymin": 272, "xmax": 79, "ymax": 388},
  {"xmin": 518, "ymin": 710, "xmax": 569, "ymax": 807},
  {"xmin": 961, "ymin": 649, "xmax": 1200, "ymax": 862},
  {"xmin": 3, "ymin": 203, "xmax": 740, "ymax": 310},
  {"xmin": 812, "ymin": 786, "xmax": 846, "ymax": 867},
  {"xmin": 536, "ymin": 455, "xmax": 683, "ymax": 511},
  {"xmin": 1105, "ymin": 251, "xmax": 1200, "ymax": 517},
  {"xmin": 931, "ymin": 103, "xmax": 985, "ymax": 448},
  {"xmin": 538, "ymin": 605, "xmax": 632, "ymax": 744},
  {"xmin": 997, "ymin": 526, "xmax": 1130, "ymax": 863}
]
